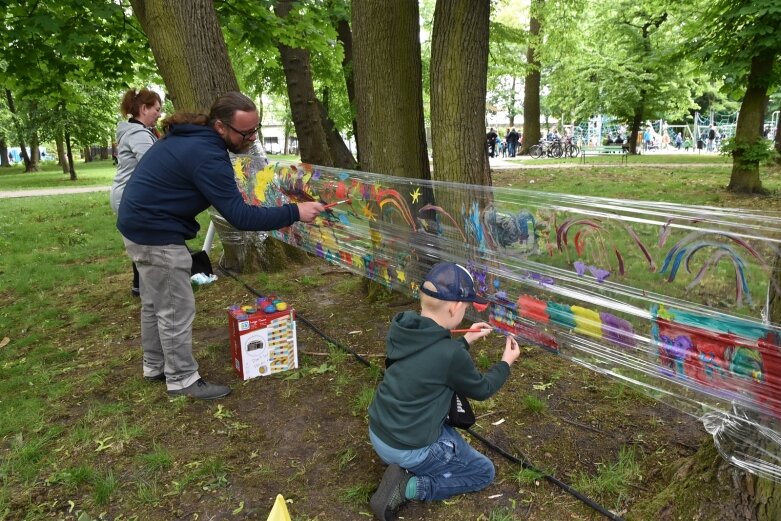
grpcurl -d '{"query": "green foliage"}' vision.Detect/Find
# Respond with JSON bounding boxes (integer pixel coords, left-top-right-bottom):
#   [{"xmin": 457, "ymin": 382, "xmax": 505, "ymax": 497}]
[
  {"xmin": 696, "ymin": 0, "xmax": 781, "ymax": 96},
  {"xmin": 719, "ymin": 137, "xmax": 776, "ymax": 164},
  {"xmin": 546, "ymin": 0, "xmax": 697, "ymax": 125},
  {"xmin": 1, "ymin": 0, "xmax": 158, "ymax": 172},
  {"xmin": 486, "ymin": 1, "xmax": 532, "ymax": 121},
  {"xmin": 218, "ymin": 0, "xmax": 354, "ymax": 134}
]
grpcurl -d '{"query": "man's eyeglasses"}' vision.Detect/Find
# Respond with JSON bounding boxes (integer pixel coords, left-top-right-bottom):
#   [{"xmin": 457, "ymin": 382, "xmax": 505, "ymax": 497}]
[{"xmin": 222, "ymin": 121, "xmax": 261, "ymax": 140}]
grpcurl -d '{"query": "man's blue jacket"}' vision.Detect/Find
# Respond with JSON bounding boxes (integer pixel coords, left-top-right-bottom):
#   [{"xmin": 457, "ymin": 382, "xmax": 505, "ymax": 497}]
[{"xmin": 118, "ymin": 123, "xmax": 299, "ymax": 245}]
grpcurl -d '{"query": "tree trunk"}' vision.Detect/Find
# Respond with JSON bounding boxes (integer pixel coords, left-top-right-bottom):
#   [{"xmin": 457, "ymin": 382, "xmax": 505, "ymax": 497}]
[
  {"xmin": 630, "ymin": 108, "xmax": 643, "ymax": 155},
  {"xmin": 130, "ymin": 0, "xmax": 303, "ymax": 273},
  {"xmin": 331, "ymin": 3, "xmax": 359, "ymax": 161},
  {"xmin": 83, "ymin": 147, "xmax": 92, "ymax": 162},
  {"xmin": 353, "ymin": 0, "xmax": 432, "ymax": 300},
  {"xmin": 520, "ymin": 0, "xmax": 542, "ymax": 155},
  {"xmin": 431, "ymin": 0, "xmax": 490, "ymax": 187},
  {"xmin": 274, "ymin": 1, "xmax": 334, "ymax": 167},
  {"xmin": 99, "ymin": 140, "xmax": 109, "ymax": 160},
  {"xmin": 28, "ymin": 132, "xmax": 40, "ymax": 172},
  {"xmin": 316, "ymin": 99, "xmax": 357, "ymax": 169},
  {"xmin": 430, "ymin": 0, "xmax": 491, "ymax": 261},
  {"xmin": 130, "ymin": 0, "xmax": 239, "ymax": 112},
  {"xmin": 64, "ymin": 127, "xmax": 77, "ymax": 181},
  {"xmin": 5, "ymin": 89, "xmax": 31, "ymax": 172},
  {"xmin": 508, "ymin": 76, "xmax": 517, "ymax": 127},
  {"xmin": 55, "ymin": 134, "xmax": 69, "ymax": 174},
  {"xmin": 727, "ymin": 53, "xmax": 775, "ymax": 194},
  {"xmin": 352, "ymin": 0, "xmax": 430, "ymax": 181},
  {"xmin": 0, "ymin": 137, "xmax": 9, "ymax": 167}
]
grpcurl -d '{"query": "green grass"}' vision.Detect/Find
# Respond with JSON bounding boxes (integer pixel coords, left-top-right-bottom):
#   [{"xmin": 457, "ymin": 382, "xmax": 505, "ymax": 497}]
[
  {"xmin": 573, "ymin": 446, "xmax": 642, "ymax": 508},
  {"xmin": 0, "ymin": 193, "xmax": 213, "ymax": 517},
  {"xmin": 0, "ymin": 159, "xmax": 116, "ymax": 190},
  {"xmin": 521, "ymin": 394, "xmax": 546, "ymax": 413}
]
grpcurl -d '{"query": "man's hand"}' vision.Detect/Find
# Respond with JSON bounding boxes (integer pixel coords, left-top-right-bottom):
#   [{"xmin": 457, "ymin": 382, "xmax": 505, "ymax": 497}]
[{"xmin": 297, "ymin": 201, "xmax": 325, "ymax": 223}]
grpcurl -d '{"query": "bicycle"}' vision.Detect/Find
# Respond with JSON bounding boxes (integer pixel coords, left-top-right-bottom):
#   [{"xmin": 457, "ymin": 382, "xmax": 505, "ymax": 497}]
[{"xmin": 529, "ymin": 139, "xmax": 563, "ymax": 159}]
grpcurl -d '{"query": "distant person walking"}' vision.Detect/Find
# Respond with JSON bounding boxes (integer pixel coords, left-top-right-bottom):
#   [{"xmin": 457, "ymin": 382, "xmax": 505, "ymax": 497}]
[
  {"xmin": 643, "ymin": 126, "xmax": 653, "ymax": 152},
  {"xmin": 506, "ymin": 128, "xmax": 520, "ymax": 157},
  {"xmin": 486, "ymin": 128, "xmax": 498, "ymax": 158},
  {"xmin": 110, "ymin": 88, "xmax": 162, "ymax": 297},
  {"xmin": 674, "ymin": 132, "xmax": 683, "ymax": 150},
  {"xmin": 707, "ymin": 125, "xmax": 718, "ymax": 152}
]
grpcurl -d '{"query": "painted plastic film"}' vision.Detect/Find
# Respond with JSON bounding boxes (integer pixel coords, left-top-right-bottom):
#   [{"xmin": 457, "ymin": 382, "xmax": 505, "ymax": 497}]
[{"xmin": 216, "ymin": 157, "xmax": 781, "ymax": 481}]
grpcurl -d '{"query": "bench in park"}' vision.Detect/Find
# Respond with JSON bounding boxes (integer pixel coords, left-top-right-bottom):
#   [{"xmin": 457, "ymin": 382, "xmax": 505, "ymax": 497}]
[{"xmin": 580, "ymin": 145, "xmax": 629, "ymax": 164}]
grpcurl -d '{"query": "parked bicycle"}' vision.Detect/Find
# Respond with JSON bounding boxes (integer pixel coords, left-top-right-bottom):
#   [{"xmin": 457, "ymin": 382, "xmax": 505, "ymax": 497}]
[
  {"xmin": 529, "ymin": 139, "xmax": 563, "ymax": 159},
  {"xmin": 529, "ymin": 138, "xmax": 579, "ymax": 159}
]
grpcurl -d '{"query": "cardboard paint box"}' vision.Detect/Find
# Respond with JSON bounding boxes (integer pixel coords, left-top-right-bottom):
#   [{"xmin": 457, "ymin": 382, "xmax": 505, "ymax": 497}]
[{"xmin": 228, "ymin": 307, "xmax": 298, "ymax": 380}]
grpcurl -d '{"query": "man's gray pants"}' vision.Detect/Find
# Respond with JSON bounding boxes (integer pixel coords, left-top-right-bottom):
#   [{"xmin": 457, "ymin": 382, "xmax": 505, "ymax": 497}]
[{"xmin": 123, "ymin": 238, "xmax": 201, "ymax": 390}]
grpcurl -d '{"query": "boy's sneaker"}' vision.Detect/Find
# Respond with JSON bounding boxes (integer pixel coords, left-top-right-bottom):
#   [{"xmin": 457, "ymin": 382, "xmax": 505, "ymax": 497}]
[
  {"xmin": 144, "ymin": 373, "xmax": 166, "ymax": 382},
  {"xmin": 167, "ymin": 378, "xmax": 231, "ymax": 400},
  {"xmin": 370, "ymin": 464, "xmax": 411, "ymax": 521}
]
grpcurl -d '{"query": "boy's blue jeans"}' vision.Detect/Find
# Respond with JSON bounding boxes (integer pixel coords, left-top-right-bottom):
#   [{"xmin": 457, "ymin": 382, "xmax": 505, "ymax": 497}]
[{"xmin": 370, "ymin": 425, "xmax": 495, "ymax": 501}]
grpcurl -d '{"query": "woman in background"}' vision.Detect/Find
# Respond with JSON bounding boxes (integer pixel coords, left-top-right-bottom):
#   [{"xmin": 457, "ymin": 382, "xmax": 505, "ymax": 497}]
[{"xmin": 110, "ymin": 88, "xmax": 162, "ymax": 296}]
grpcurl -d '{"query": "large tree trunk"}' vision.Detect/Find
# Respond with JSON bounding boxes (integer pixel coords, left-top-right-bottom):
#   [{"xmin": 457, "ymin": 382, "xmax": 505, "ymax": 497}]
[
  {"xmin": 130, "ymin": 0, "xmax": 239, "ymax": 112},
  {"xmin": 274, "ymin": 0, "xmax": 334, "ymax": 167},
  {"xmin": 130, "ymin": 0, "xmax": 297, "ymax": 273},
  {"xmin": 430, "ymin": 0, "xmax": 490, "ymax": 187},
  {"xmin": 353, "ymin": 0, "xmax": 431, "ymax": 300},
  {"xmin": 0, "ymin": 137, "xmax": 9, "ymax": 167},
  {"xmin": 727, "ymin": 53, "xmax": 775, "ymax": 194},
  {"xmin": 520, "ymin": 0, "xmax": 542, "ymax": 155},
  {"xmin": 352, "ymin": 0, "xmax": 430, "ymax": 181},
  {"xmin": 430, "ymin": 0, "xmax": 491, "ymax": 263}
]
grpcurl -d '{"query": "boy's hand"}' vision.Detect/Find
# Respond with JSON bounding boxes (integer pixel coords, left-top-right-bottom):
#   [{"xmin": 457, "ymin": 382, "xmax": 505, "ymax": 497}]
[
  {"xmin": 464, "ymin": 322, "xmax": 492, "ymax": 344},
  {"xmin": 501, "ymin": 336, "xmax": 520, "ymax": 366}
]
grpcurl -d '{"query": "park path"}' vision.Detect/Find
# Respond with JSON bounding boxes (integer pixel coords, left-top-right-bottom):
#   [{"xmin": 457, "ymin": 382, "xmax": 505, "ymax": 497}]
[{"xmin": 0, "ymin": 185, "xmax": 109, "ymax": 199}]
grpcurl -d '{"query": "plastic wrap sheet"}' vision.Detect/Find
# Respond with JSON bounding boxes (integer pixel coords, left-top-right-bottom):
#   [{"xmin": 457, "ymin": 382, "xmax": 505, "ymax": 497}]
[
  {"xmin": 208, "ymin": 151, "xmax": 269, "ymax": 270},
  {"xmin": 227, "ymin": 157, "xmax": 781, "ymax": 480}
]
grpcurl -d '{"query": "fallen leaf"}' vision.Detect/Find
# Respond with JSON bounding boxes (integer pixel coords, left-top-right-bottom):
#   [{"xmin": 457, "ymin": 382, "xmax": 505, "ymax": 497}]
[{"xmin": 0, "ymin": 337, "xmax": 9, "ymax": 349}]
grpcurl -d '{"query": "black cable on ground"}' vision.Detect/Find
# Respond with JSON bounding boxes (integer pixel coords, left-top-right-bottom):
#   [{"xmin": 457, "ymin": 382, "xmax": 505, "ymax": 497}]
[
  {"xmin": 218, "ymin": 265, "xmax": 624, "ymax": 521},
  {"xmin": 466, "ymin": 428, "xmax": 624, "ymax": 521}
]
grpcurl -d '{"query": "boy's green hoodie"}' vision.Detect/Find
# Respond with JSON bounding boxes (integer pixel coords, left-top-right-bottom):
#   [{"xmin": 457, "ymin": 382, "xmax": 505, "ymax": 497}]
[{"xmin": 368, "ymin": 310, "xmax": 510, "ymax": 450}]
